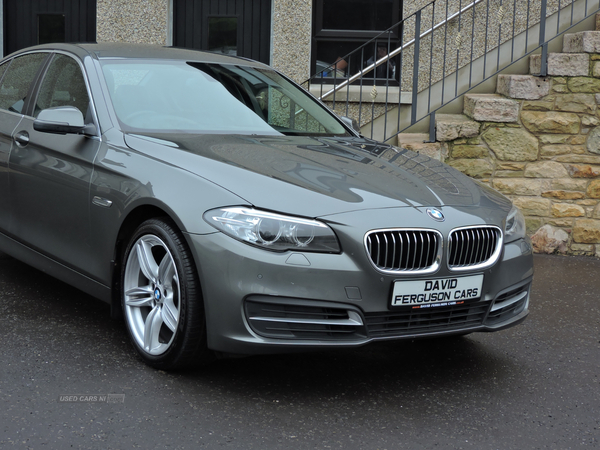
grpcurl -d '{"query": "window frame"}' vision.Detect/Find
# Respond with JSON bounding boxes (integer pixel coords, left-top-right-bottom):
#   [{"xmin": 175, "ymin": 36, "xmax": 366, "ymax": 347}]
[{"xmin": 311, "ymin": 0, "xmax": 402, "ymax": 80}]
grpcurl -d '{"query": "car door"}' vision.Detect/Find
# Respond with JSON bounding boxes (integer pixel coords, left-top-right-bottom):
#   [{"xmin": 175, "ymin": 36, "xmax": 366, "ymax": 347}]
[
  {"xmin": 0, "ymin": 53, "xmax": 49, "ymax": 233},
  {"xmin": 9, "ymin": 52, "xmax": 102, "ymax": 276}
]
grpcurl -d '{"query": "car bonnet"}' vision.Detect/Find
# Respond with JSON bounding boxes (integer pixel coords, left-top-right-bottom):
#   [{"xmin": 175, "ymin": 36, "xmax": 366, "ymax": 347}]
[{"xmin": 123, "ymin": 133, "xmax": 510, "ymax": 218}]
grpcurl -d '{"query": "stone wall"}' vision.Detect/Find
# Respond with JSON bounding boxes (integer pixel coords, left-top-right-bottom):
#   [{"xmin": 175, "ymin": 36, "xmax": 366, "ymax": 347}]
[{"xmin": 441, "ymin": 73, "xmax": 600, "ymax": 257}]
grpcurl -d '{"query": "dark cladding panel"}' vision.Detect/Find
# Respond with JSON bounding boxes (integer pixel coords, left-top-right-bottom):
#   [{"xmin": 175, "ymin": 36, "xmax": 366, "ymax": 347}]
[
  {"xmin": 173, "ymin": 0, "xmax": 271, "ymax": 64},
  {"xmin": 4, "ymin": 0, "xmax": 96, "ymax": 56}
]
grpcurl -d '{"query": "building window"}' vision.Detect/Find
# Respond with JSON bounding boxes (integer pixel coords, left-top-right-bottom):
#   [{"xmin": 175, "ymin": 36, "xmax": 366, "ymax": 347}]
[
  {"xmin": 208, "ymin": 17, "xmax": 238, "ymax": 57},
  {"xmin": 312, "ymin": 0, "xmax": 402, "ymax": 80},
  {"xmin": 38, "ymin": 14, "xmax": 66, "ymax": 45}
]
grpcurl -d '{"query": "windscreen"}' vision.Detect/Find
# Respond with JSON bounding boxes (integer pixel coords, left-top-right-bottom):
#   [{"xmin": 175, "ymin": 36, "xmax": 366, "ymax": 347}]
[{"xmin": 101, "ymin": 60, "xmax": 349, "ymax": 136}]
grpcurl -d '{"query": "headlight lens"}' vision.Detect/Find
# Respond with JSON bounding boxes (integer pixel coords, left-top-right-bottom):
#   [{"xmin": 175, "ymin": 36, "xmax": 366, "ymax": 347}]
[
  {"xmin": 203, "ymin": 207, "xmax": 341, "ymax": 253},
  {"xmin": 504, "ymin": 204, "xmax": 526, "ymax": 243}
]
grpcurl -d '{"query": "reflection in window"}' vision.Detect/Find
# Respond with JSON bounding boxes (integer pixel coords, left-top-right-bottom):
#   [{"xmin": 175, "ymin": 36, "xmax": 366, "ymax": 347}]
[
  {"xmin": 312, "ymin": 0, "xmax": 401, "ymax": 78},
  {"xmin": 35, "ymin": 55, "xmax": 90, "ymax": 118},
  {"xmin": 208, "ymin": 18, "xmax": 238, "ymax": 56},
  {"xmin": 38, "ymin": 14, "xmax": 66, "ymax": 45},
  {"xmin": 0, "ymin": 53, "xmax": 47, "ymax": 114}
]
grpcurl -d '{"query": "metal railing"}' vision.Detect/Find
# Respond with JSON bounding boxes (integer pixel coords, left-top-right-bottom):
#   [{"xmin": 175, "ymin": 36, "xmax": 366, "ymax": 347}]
[{"xmin": 303, "ymin": 0, "xmax": 600, "ymax": 143}]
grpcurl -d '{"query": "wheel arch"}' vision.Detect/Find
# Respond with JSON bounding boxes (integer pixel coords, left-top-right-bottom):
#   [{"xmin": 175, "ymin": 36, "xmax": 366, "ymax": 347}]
[{"xmin": 110, "ymin": 204, "xmax": 183, "ymax": 319}]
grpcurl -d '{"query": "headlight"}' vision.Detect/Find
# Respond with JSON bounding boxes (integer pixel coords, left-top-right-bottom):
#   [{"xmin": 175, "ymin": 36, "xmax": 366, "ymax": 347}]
[
  {"xmin": 203, "ymin": 207, "xmax": 341, "ymax": 253},
  {"xmin": 504, "ymin": 204, "xmax": 526, "ymax": 243}
]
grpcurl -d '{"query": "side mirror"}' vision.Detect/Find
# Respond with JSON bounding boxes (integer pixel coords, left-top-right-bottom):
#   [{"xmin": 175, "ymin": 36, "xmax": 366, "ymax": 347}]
[
  {"xmin": 33, "ymin": 106, "xmax": 95, "ymax": 135},
  {"xmin": 340, "ymin": 115, "xmax": 361, "ymax": 133}
]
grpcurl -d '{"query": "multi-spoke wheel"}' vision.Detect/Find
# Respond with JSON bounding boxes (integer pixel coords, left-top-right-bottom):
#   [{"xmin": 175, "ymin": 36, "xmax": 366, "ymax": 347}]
[{"xmin": 121, "ymin": 218, "xmax": 212, "ymax": 369}]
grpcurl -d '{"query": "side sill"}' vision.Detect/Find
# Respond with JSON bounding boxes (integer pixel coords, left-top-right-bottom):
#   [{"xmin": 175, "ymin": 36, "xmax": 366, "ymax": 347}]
[{"xmin": 0, "ymin": 232, "xmax": 111, "ymax": 303}]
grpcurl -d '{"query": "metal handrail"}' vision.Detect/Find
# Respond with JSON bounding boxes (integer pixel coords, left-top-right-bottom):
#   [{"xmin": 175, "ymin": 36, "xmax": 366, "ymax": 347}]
[
  {"xmin": 304, "ymin": 0, "xmax": 600, "ymax": 143},
  {"xmin": 317, "ymin": 0, "xmax": 485, "ymax": 101}
]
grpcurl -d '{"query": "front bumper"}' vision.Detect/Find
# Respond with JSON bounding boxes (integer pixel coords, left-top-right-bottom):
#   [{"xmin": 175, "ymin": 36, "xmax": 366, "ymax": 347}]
[{"xmin": 186, "ymin": 231, "xmax": 533, "ymax": 355}]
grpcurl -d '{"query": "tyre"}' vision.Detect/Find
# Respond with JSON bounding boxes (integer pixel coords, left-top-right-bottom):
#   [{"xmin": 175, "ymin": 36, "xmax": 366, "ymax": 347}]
[{"xmin": 121, "ymin": 218, "xmax": 213, "ymax": 369}]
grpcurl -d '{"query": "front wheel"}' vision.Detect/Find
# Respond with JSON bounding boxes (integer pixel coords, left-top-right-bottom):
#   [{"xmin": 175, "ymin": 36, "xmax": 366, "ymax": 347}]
[{"xmin": 121, "ymin": 218, "xmax": 213, "ymax": 369}]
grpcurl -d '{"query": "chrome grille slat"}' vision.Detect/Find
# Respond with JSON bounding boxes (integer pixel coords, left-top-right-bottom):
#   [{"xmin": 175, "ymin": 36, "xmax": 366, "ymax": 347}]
[
  {"xmin": 448, "ymin": 226, "xmax": 502, "ymax": 270},
  {"xmin": 365, "ymin": 229, "xmax": 441, "ymax": 274}
]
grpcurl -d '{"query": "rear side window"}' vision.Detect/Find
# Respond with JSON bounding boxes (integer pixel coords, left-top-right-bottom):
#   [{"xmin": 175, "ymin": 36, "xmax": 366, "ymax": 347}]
[
  {"xmin": 35, "ymin": 54, "xmax": 90, "ymax": 118},
  {"xmin": 0, "ymin": 53, "xmax": 47, "ymax": 114}
]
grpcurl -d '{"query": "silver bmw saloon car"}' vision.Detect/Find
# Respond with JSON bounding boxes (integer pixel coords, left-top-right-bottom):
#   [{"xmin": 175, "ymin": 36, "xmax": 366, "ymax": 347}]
[{"xmin": 0, "ymin": 43, "xmax": 533, "ymax": 369}]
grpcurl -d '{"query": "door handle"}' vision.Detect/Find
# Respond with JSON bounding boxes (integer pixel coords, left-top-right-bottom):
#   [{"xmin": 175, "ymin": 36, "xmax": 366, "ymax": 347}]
[{"xmin": 14, "ymin": 131, "xmax": 30, "ymax": 147}]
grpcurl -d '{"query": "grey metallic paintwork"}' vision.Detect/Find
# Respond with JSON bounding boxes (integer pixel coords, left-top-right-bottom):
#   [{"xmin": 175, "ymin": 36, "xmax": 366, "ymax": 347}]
[
  {"xmin": 0, "ymin": 43, "xmax": 533, "ymax": 356},
  {"xmin": 0, "ymin": 111, "xmax": 22, "ymax": 231},
  {"xmin": 187, "ymin": 224, "xmax": 532, "ymax": 354},
  {"xmin": 123, "ymin": 133, "xmax": 512, "ymax": 220}
]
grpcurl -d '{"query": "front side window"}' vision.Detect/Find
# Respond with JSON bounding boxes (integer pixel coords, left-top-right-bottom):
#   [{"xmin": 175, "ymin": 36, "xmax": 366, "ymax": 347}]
[
  {"xmin": 0, "ymin": 53, "xmax": 47, "ymax": 114},
  {"xmin": 35, "ymin": 54, "xmax": 90, "ymax": 119},
  {"xmin": 101, "ymin": 60, "xmax": 349, "ymax": 136}
]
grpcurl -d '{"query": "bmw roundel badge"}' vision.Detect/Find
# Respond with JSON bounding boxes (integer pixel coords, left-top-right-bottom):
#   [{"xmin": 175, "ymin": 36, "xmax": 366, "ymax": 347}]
[{"xmin": 426, "ymin": 208, "xmax": 445, "ymax": 222}]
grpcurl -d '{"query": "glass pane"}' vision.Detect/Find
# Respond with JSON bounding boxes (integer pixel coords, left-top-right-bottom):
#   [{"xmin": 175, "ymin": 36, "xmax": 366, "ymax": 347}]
[
  {"xmin": 322, "ymin": 0, "xmax": 394, "ymax": 31},
  {"xmin": 0, "ymin": 62, "xmax": 9, "ymax": 85},
  {"xmin": 35, "ymin": 54, "xmax": 90, "ymax": 118},
  {"xmin": 100, "ymin": 61, "xmax": 348, "ymax": 136},
  {"xmin": 208, "ymin": 17, "xmax": 238, "ymax": 56},
  {"xmin": 0, "ymin": 53, "xmax": 47, "ymax": 114},
  {"xmin": 38, "ymin": 14, "xmax": 66, "ymax": 45}
]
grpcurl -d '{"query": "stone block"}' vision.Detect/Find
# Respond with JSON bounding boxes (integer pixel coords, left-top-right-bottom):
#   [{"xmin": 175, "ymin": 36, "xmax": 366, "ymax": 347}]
[
  {"xmin": 497, "ymin": 75, "xmax": 551, "ymax": 100},
  {"xmin": 583, "ymin": 116, "xmax": 600, "ymax": 127},
  {"xmin": 435, "ymin": 114, "xmax": 480, "ymax": 142},
  {"xmin": 552, "ymin": 84, "xmax": 570, "ymax": 93},
  {"xmin": 552, "ymin": 178, "xmax": 589, "ymax": 191},
  {"xmin": 573, "ymin": 219, "xmax": 600, "ymax": 243},
  {"xmin": 541, "ymin": 145, "xmax": 586, "ymax": 157},
  {"xmin": 451, "ymin": 145, "xmax": 489, "ymax": 159},
  {"xmin": 570, "ymin": 243, "xmax": 596, "ymax": 254},
  {"xmin": 567, "ymin": 77, "xmax": 600, "ymax": 93},
  {"xmin": 563, "ymin": 31, "xmax": 600, "ymax": 53},
  {"xmin": 578, "ymin": 199, "xmax": 599, "ymax": 206},
  {"xmin": 521, "ymin": 111, "xmax": 580, "ymax": 134},
  {"xmin": 555, "ymin": 155, "xmax": 600, "ymax": 164},
  {"xmin": 551, "ymin": 203, "xmax": 585, "ymax": 218},
  {"xmin": 554, "ymin": 94, "xmax": 597, "ymax": 114},
  {"xmin": 513, "ymin": 197, "xmax": 551, "ymax": 216},
  {"xmin": 587, "ymin": 127, "xmax": 600, "ymax": 154},
  {"xmin": 482, "ymin": 127, "xmax": 539, "ymax": 161},
  {"xmin": 543, "ymin": 191, "xmax": 586, "ymax": 200},
  {"xmin": 447, "ymin": 159, "xmax": 493, "ymax": 179},
  {"xmin": 493, "ymin": 179, "xmax": 542, "ymax": 196},
  {"xmin": 530, "ymin": 224, "xmax": 569, "ymax": 254},
  {"xmin": 588, "ymin": 179, "xmax": 600, "ymax": 198},
  {"xmin": 530, "ymin": 53, "xmax": 589, "ymax": 77},
  {"xmin": 397, "ymin": 133, "xmax": 445, "ymax": 161},
  {"xmin": 524, "ymin": 161, "xmax": 569, "ymax": 178},
  {"xmin": 593, "ymin": 62, "xmax": 600, "ymax": 78},
  {"xmin": 539, "ymin": 135, "xmax": 583, "ymax": 145},
  {"xmin": 463, "ymin": 94, "xmax": 519, "ymax": 122},
  {"xmin": 566, "ymin": 164, "xmax": 600, "ymax": 178},
  {"xmin": 593, "ymin": 203, "xmax": 600, "ymax": 219},
  {"xmin": 495, "ymin": 170, "xmax": 525, "ymax": 178},
  {"xmin": 522, "ymin": 100, "xmax": 554, "ymax": 111}
]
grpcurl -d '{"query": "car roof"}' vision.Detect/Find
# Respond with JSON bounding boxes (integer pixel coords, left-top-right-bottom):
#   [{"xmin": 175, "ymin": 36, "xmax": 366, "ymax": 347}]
[{"xmin": 4, "ymin": 42, "xmax": 267, "ymax": 68}]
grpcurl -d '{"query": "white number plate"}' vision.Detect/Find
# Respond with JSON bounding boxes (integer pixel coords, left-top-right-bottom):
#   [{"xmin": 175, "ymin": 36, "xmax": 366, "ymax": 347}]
[{"xmin": 391, "ymin": 274, "xmax": 484, "ymax": 309}]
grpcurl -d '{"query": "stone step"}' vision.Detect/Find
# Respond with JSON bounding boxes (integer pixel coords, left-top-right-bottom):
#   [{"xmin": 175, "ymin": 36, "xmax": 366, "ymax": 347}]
[
  {"xmin": 597, "ymin": 13, "xmax": 600, "ymax": 31},
  {"xmin": 397, "ymin": 133, "xmax": 444, "ymax": 160},
  {"xmin": 563, "ymin": 31, "xmax": 600, "ymax": 53},
  {"xmin": 530, "ymin": 52, "xmax": 590, "ymax": 77},
  {"xmin": 497, "ymin": 74, "xmax": 551, "ymax": 100},
  {"xmin": 435, "ymin": 114, "xmax": 480, "ymax": 142},
  {"xmin": 463, "ymin": 94, "xmax": 519, "ymax": 123}
]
